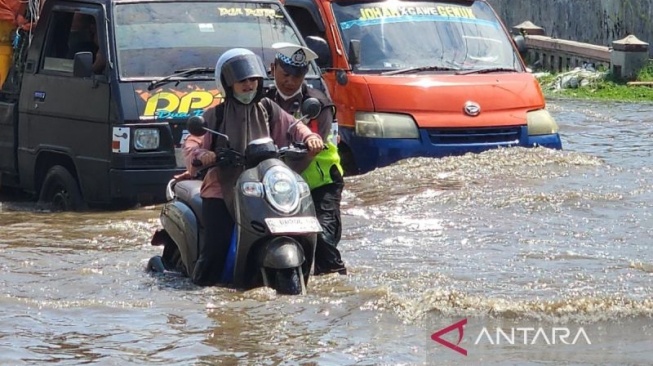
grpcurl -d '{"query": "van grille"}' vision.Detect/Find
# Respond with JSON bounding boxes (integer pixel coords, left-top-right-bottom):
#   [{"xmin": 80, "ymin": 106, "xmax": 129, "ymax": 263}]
[{"xmin": 427, "ymin": 126, "xmax": 521, "ymax": 145}]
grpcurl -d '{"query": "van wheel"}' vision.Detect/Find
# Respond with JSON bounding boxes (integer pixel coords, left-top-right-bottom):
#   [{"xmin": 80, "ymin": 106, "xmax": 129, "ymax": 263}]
[
  {"xmin": 38, "ymin": 165, "xmax": 86, "ymax": 211},
  {"xmin": 273, "ymin": 268, "xmax": 304, "ymax": 295},
  {"xmin": 338, "ymin": 145, "xmax": 359, "ymax": 176}
]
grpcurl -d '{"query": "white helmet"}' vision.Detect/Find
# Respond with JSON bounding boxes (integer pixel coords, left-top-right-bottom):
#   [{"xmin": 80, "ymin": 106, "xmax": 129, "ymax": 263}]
[{"xmin": 215, "ymin": 48, "xmax": 267, "ymax": 99}]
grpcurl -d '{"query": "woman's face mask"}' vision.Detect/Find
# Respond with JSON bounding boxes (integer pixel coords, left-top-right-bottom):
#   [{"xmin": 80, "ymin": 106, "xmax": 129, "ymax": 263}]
[
  {"xmin": 232, "ymin": 77, "xmax": 258, "ymax": 104},
  {"xmin": 234, "ymin": 90, "xmax": 257, "ymax": 104}
]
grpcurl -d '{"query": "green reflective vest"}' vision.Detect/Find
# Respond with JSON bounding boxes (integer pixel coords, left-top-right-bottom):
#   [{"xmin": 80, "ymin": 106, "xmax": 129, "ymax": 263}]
[{"xmin": 301, "ymin": 138, "xmax": 343, "ymax": 190}]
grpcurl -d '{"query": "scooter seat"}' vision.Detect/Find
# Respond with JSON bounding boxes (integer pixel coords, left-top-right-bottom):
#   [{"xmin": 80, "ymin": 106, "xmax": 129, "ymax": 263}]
[{"xmin": 173, "ymin": 180, "xmax": 204, "ymax": 227}]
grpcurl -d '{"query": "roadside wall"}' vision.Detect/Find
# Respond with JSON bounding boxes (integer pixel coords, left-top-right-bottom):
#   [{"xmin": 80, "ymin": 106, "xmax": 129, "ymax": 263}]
[{"xmin": 487, "ymin": 0, "xmax": 653, "ymax": 56}]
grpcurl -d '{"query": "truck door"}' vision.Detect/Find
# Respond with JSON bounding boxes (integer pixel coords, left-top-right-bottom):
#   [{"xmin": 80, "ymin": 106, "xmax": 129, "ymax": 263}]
[{"xmin": 18, "ymin": 5, "xmax": 111, "ymax": 203}]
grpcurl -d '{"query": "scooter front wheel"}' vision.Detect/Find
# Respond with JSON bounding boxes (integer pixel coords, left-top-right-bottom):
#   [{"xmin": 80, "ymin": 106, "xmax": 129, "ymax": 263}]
[{"xmin": 272, "ymin": 267, "xmax": 304, "ymax": 295}]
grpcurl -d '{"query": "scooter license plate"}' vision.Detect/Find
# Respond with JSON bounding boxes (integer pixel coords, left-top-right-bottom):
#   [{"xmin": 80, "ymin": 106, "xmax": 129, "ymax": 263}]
[{"xmin": 265, "ymin": 217, "xmax": 322, "ymax": 234}]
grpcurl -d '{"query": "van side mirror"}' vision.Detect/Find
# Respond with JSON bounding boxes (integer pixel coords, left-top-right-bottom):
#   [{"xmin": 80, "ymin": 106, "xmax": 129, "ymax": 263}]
[
  {"xmin": 513, "ymin": 35, "xmax": 527, "ymax": 56},
  {"xmin": 73, "ymin": 52, "xmax": 94, "ymax": 77},
  {"xmin": 305, "ymin": 36, "xmax": 331, "ymax": 69},
  {"xmin": 348, "ymin": 39, "xmax": 361, "ymax": 66}
]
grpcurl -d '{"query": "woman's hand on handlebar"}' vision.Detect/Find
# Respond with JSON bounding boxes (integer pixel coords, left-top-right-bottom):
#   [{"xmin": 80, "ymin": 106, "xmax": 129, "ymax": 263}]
[
  {"xmin": 199, "ymin": 151, "xmax": 216, "ymax": 165},
  {"xmin": 305, "ymin": 136, "xmax": 324, "ymax": 154}
]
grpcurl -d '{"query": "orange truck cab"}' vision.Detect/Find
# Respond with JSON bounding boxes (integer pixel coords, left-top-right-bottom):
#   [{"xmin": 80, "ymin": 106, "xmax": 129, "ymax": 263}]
[{"xmin": 284, "ymin": 0, "xmax": 562, "ymax": 174}]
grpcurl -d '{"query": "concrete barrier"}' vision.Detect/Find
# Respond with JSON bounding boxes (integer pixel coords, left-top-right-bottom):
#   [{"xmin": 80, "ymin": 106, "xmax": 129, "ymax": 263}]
[
  {"xmin": 524, "ymin": 34, "xmax": 611, "ymax": 72},
  {"xmin": 514, "ymin": 21, "xmax": 649, "ymax": 79}
]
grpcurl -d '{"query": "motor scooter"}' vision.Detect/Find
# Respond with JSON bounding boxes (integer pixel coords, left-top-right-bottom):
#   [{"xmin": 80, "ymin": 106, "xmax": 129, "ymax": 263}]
[{"xmin": 148, "ymin": 98, "xmax": 323, "ymax": 295}]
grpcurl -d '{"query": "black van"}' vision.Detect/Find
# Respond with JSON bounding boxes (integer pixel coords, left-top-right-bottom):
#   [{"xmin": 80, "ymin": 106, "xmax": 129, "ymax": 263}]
[{"xmin": 0, "ymin": 0, "xmax": 324, "ymax": 210}]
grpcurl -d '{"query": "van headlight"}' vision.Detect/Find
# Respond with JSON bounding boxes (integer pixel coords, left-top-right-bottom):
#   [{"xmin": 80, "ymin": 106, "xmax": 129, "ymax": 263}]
[
  {"xmin": 263, "ymin": 166, "xmax": 299, "ymax": 214},
  {"xmin": 134, "ymin": 128, "xmax": 160, "ymax": 150},
  {"xmin": 355, "ymin": 112, "xmax": 419, "ymax": 138},
  {"xmin": 527, "ymin": 109, "xmax": 559, "ymax": 135}
]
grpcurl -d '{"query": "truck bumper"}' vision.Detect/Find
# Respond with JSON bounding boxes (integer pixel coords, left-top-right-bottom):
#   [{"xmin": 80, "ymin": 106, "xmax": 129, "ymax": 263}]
[
  {"xmin": 110, "ymin": 168, "xmax": 185, "ymax": 204},
  {"xmin": 341, "ymin": 126, "xmax": 563, "ymax": 174}
]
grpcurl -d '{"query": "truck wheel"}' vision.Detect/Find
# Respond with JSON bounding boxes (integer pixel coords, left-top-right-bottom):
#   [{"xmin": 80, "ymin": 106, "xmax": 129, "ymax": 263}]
[{"xmin": 38, "ymin": 165, "xmax": 86, "ymax": 211}]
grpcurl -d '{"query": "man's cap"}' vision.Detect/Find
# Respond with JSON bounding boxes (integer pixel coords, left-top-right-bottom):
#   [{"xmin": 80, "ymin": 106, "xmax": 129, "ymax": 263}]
[{"xmin": 272, "ymin": 42, "xmax": 318, "ymax": 76}]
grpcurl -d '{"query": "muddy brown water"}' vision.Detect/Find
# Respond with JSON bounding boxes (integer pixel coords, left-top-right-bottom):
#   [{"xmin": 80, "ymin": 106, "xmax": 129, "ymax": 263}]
[{"xmin": 1, "ymin": 98, "xmax": 651, "ymax": 365}]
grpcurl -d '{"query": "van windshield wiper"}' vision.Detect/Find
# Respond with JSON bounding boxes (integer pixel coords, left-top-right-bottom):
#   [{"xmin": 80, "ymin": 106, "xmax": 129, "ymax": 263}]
[
  {"xmin": 456, "ymin": 67, "xmax": 518, "ymax": 75},
  {"xmin": 148, "ymin": 67, "xmax": 216, "ymax": 91},
  {"xmin": 382, "ymin": 65, "xmax": 459, "ymax": 76}
]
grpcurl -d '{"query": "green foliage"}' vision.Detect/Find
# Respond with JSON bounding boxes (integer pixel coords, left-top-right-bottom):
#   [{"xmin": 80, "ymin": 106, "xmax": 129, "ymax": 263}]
[
  {"xmin": 636, "ymin": 60, "xmax": 653, "ymax": 81},
  {"xmin": 548, "ymin": 83, "xmax": 653, "ymax": 102},
  {"xmin": 538, "ymin": 62, "xmax": 653, "ymax": 103}
]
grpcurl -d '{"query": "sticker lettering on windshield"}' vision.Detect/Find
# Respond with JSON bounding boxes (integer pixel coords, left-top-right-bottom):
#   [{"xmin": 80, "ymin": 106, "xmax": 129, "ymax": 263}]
[
  {"xmin": 218, "ymin": 7, "xmax": 277, "ymax": 17},
  {"xmin": 136, "ymin": 88, "xmax": 223, "ymax": 120},
  {"xmin": 341, "ymin": 5, "xmax": 498, "ymax": 30},
  {"xmin": 360, "ymin": 5, "xmax": 475, "ymax": 20}
]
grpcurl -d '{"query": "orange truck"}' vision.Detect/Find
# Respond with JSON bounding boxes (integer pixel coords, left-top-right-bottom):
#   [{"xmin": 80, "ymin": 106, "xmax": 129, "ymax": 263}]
[{"xmin": 283, "ymin": 0, "xmax": 562, "ymax": 174}]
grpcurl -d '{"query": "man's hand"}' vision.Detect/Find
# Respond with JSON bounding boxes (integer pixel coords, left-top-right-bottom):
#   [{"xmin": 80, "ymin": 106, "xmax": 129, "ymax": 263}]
[{"xmin": 305, "ymin": 136, "xmax": 324, "ymax": 154}]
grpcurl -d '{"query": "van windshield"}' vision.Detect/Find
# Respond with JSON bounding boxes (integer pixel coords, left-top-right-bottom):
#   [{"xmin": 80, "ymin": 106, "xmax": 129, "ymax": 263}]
[
  {"xmin": 114, "ymin": 2, "xmax": 316, "ymax": 78},
  {"xmin": 332, "ymin": 1, "xmax": 523, "ymax": 72}
]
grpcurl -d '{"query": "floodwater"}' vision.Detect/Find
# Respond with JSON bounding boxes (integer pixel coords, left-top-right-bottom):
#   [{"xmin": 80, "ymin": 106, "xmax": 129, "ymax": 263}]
[{"xmin": 1, "ymin": 98, "xmax": 652, "ymax": 365}]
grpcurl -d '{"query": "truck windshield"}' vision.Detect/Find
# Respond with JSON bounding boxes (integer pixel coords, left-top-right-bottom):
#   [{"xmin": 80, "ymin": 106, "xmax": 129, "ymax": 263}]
[
  {"xmin": 332, "ymin": 1, "xmax": 523, "ymax": 73},
  {"xmin": 114, "ymin": 2, "xmax": 316, "ymax": 78}
]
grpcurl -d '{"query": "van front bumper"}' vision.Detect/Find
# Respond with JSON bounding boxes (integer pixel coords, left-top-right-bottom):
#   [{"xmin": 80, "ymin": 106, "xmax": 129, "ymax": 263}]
[
  {"xmin": 110, "ymin": 168, "xmax": 185, "ymax": 204},
  {"xmin": 340, "ymin": 126, "xmax": 562, "ymax": 174}
]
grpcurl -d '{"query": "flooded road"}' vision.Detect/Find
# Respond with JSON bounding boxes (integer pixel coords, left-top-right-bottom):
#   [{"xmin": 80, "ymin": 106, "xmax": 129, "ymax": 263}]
[{"xmin": 1, "ymin": 98, "xmax": 652, "ymax": 365}]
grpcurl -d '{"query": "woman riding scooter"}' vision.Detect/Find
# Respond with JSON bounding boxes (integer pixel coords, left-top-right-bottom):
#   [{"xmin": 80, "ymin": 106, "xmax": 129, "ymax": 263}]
[{"xmin": 189, "ymin": 48, "xmax": 324, "ymax": 286}]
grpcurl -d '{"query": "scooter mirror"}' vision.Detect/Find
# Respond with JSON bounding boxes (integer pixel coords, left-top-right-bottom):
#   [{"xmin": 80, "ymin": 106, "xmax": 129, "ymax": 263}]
[
  {"xmin": 301, "ymin": 98, "xmax": 321, "ymax": 120},
  {"xmin": 187, "ymin": 115, "xmax": 206, "ymax": 136}
]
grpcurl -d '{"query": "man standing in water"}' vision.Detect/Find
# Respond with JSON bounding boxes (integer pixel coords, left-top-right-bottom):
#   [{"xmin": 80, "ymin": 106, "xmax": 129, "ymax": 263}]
[{"xmin": 266, "ymin": 42, "xmax": 347, "ymax": 275}]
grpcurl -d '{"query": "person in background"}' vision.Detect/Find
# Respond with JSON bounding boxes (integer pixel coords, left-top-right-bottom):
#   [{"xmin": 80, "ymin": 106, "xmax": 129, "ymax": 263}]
[
  {"xmin": 67, "ymin": 13, "xmax": 105, "ymax": 74},
  {"xmin": 266, "ymin": 42, "xmax": 347, "ymax": 276},
  {"xmin": 188, "ymin": 48, "xmax": 324, "ymax": 286}
]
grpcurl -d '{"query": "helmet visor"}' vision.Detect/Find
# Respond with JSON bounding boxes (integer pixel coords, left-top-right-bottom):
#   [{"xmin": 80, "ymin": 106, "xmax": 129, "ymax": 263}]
[{"xmin": 221, "ymin": 54, "xmax": 266, "ymax": 87}]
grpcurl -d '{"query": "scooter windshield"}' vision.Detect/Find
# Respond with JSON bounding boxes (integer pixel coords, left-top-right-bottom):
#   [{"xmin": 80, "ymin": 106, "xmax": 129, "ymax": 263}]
[
  {"xmin": 113, "ymin": 2, "xmax": 317, "ymax": 79},
  {"xmin": 332, "ymin": 0, "xmax": 523, "ymax": 73}
]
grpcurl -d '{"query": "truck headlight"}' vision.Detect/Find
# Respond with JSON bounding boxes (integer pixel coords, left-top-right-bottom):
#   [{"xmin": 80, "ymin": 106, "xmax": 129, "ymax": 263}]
[
  {"xmin": 134, "ymin": 128, "xmax": 160, "ymax": 151},
  {"xmin": 527, "ymin": 109, "xmax": 559, "ymax": 136},
  {"xmin": 263, "ymin": 166, "xmax": 299, "ymax": 214},
  {"xmin": 355, "ymin": 112, "xmax": 419, "ymax": 139}
]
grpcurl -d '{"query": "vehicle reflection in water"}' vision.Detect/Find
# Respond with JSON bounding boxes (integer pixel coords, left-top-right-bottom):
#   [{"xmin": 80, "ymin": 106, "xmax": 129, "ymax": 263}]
[{"xmin": 1, "ymin": 98, "xmax": 652, "ymax": 364}]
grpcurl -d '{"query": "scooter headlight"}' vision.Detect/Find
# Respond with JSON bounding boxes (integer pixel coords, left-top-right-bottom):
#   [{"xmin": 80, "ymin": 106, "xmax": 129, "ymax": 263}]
[{"xmin": 263, "ymin": 166, "xmax": 300, "ymax": 214}]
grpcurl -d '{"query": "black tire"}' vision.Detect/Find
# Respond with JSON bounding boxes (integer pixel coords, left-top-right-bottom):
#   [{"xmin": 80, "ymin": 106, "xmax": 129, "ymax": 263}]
[
  {"xmin": 161, "ymin": 241, "xmax": 187, "ymax": 275},
  {"xmin": 38, "ymin": 165, "xmax": 86, "ymax": 211},
  {"xmin": 273, "ymin": 268, "xmax": 303, "ymax": 295},
  {"xmin": 148, "ymin": 255, "xmax": 166, "ymax": 273}
]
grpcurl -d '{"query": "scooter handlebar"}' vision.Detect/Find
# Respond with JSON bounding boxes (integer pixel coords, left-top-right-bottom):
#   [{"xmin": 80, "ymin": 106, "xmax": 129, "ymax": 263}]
[{"xmin": 190, "ymin": 148, "xmax": 244, "ymax": 173}]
